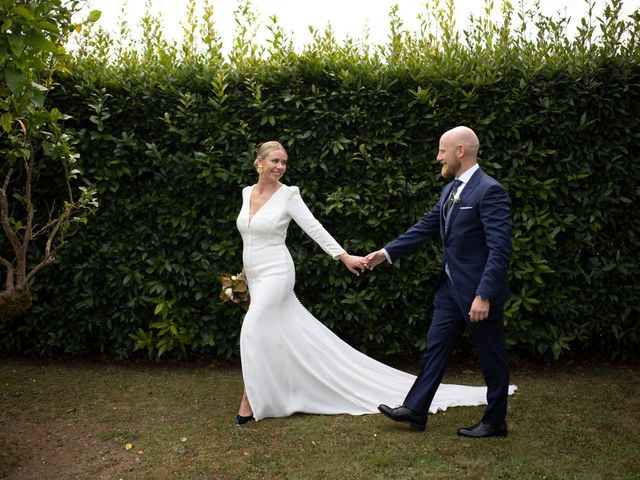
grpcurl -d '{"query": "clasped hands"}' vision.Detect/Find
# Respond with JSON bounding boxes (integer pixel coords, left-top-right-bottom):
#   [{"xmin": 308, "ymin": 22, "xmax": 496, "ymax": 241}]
[
  {"xmin": 339, "ymin": 249, "xmax": 388, "ymax": 276},
  {"xmin": 341, "ymin": 250, "xmax": 491, "ymax": 322}
]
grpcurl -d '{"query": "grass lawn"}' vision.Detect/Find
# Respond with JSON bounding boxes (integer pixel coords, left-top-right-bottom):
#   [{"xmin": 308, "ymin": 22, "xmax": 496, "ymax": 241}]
[{"xmin": 1, "ymin": 355, "xmax": 639, "ymax": 479}]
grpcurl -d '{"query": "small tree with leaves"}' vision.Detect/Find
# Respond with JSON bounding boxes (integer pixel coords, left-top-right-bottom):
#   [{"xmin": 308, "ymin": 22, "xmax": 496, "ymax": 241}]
[{"xmin": 0, "ymin": 0, "xmax": 99, "ymax": 320}]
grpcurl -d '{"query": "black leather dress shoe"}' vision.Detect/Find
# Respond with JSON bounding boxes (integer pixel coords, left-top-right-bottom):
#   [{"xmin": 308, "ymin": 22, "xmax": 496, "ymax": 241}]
[
  {"xmin": 378, "ymin": 404, "xmax": 427, "ymax": 431},
  {"xmin": 457, "ymin": 421, "xmax": 508, "ymax": 438}
]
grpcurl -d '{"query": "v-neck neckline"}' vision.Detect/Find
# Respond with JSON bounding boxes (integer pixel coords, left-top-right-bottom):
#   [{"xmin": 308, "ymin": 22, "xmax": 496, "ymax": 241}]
[{"xmin": 248, "ymin": 184, "xmax": 285, "ymax": 224}]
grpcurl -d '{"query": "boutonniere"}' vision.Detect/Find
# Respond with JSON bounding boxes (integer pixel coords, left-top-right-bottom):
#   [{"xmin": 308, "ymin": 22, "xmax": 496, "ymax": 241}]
[{"xmin": 453, "ymin": 192, "xmax": 461, "ymax": 204}]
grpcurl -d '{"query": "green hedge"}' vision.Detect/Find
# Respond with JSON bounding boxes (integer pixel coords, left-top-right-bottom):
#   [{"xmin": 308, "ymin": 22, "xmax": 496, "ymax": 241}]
[{"xmin": 1, "ymin": 1, "xmax": 639, "ymax": 360}]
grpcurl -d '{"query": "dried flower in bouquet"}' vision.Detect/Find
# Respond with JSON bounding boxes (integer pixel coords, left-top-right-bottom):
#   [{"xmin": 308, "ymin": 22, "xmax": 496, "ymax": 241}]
[{"xmin": 219, "ymin": 270, "xmax": 250, "ymax": 311}]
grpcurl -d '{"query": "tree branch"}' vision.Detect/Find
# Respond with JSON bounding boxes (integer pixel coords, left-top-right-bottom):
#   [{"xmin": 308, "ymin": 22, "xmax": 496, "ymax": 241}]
[
  {"xmin": 0, "ymin": 169, "xmax": 24, "ymax": 260},
  {"xmin": 0, "ymin": 255, "xmax": 14, "ymax": 290},
  {"xmin": 22, "ymin": 238, "xmax": 65, "ymax": 288},
  {"xmin": 21, "ymin": 208, "xmax": 69, "ymax": 288},
  {"xmin": 20, "ymin": 144, "xmax": 35, "ymax": 283},
  {"xmin": 61, "ymin": 161, "xmax": 74, "ymax": 204}
]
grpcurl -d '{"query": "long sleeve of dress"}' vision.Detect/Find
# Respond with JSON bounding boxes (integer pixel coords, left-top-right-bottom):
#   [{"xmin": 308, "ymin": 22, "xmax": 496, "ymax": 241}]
[{"xmin": 286, "ymin": 186, "xmax": 346, "ymax": 259}]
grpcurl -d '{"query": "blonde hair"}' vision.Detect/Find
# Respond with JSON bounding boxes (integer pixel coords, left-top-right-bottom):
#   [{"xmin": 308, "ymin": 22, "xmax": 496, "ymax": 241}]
[{"xmin": 253, "ymin": 141, "xmax": 286, "ymax": 167}]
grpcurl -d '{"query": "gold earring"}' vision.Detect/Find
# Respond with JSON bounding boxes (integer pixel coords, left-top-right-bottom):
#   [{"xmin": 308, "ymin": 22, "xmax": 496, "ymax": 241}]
[{"xmin": 256, "ymin": 165, "xmax": 263, "ymax": 174}]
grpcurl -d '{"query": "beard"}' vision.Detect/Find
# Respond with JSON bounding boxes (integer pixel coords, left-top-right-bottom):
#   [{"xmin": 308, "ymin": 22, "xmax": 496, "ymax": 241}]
[
  {"xmin": 440, "ymin": 164, "xmax": 454, "ymax": 179},
  {"xmin": 440, "ymin": 157, "xmax": 461, "ymax": 179}
]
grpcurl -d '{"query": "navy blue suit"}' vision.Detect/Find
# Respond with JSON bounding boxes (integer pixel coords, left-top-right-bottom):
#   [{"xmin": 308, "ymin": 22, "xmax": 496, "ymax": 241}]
[{"xmin": 385, "ymin": 167, "xmax": 512, "ymax": 424}]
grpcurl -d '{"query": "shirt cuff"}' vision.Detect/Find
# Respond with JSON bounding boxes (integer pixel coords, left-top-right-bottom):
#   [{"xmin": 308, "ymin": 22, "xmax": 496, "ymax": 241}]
[{"xmin": 382, "ymin": 248, "xmax": 392, "ymax": 264}]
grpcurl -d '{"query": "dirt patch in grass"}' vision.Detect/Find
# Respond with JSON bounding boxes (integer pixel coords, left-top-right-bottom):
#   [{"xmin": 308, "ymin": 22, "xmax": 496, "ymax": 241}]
[{"xmin": 0, "ymin": 409, "xmax": 138, "ymax": 480}]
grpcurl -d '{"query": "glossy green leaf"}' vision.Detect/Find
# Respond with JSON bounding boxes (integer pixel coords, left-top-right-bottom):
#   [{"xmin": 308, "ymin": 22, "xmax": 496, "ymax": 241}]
[
  {"xmin": 4, "ymin": 67, "xmax": 26, "ymax": 95},
  {"xmin": 10, "ymin": 5, "xmax": 35, "ymax": 20},
  {"xmin": 8, "ymin": 35, "xmax": 24, "ymax": 57},
  {"xmin": 25, "ymin": 31, "xmax": 58, "ymax": 53},
  {"xmin": 39, "ymin": 20, "xmax": 59, "ymax": 33},
  {"xmin": 87, "ymin": 10, "xmax": 101, "ymax": 22},
  {"xmin": 0, "ymin": 111, "xmax": 12, "ymax": 133}
]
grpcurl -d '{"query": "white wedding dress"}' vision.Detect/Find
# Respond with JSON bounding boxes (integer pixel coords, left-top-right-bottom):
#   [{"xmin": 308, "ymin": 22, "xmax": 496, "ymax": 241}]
[{"xmin": 236, "ymin": 184, "xmax": 512, "ymax": 421}]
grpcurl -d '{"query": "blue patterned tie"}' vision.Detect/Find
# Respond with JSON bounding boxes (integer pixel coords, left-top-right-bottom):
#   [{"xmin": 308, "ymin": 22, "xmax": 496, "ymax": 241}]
[{"xmin": 444, "ymin": 179, "xmax": 462, "ymax": 219}]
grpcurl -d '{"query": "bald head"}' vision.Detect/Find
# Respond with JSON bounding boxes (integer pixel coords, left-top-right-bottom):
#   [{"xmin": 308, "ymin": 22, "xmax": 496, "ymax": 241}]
[
  {"xmin": 437, "ymin": 126, "xmax": 480, "ymax": 179},
  {"xmin": 442, "ymin": 126, "xmax": 480, "ymax": 158}
]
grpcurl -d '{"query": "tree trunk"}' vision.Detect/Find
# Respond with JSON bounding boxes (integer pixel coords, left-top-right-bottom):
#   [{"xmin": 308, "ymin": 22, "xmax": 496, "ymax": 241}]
[{"xmin": 0, "ymin": 288, "xmax": 33, "ymax": 321}]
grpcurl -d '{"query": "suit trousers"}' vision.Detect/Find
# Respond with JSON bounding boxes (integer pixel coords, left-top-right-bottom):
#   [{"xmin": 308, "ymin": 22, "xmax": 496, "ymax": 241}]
[{"xmin": 403, "ymin": 276, "xmax": 510, "ymax": 425}]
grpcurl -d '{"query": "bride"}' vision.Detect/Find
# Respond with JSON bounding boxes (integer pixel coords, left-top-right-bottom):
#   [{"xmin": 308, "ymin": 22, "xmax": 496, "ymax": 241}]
[{"xmin": 235, "ymin": 141, "xmax": 498, "ymax": 425}]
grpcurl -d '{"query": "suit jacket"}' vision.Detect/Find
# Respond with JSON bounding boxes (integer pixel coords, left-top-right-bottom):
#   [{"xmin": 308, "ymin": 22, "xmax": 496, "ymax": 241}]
[{"xmin": 384, "ymin": 168, "xmax": 512, "ymax": 310}]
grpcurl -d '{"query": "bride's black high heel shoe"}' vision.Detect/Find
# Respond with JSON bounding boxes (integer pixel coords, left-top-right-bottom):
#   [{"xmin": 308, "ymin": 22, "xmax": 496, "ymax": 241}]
[{"xmin": 236, "ymin": 414, "xmax": 254, "ymax": 425}]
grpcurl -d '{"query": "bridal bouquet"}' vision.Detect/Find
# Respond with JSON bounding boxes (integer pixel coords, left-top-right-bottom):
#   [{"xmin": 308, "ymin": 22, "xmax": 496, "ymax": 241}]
[{"xmin": 219, "ymin": 270, "xmax": 250, "ymax": 311}]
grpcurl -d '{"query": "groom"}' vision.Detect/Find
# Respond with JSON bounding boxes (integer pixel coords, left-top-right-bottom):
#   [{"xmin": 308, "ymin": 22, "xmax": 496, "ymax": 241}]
[{"xmin": 365, "ymin": 126, "xmax": 512, "ymax": 437}]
